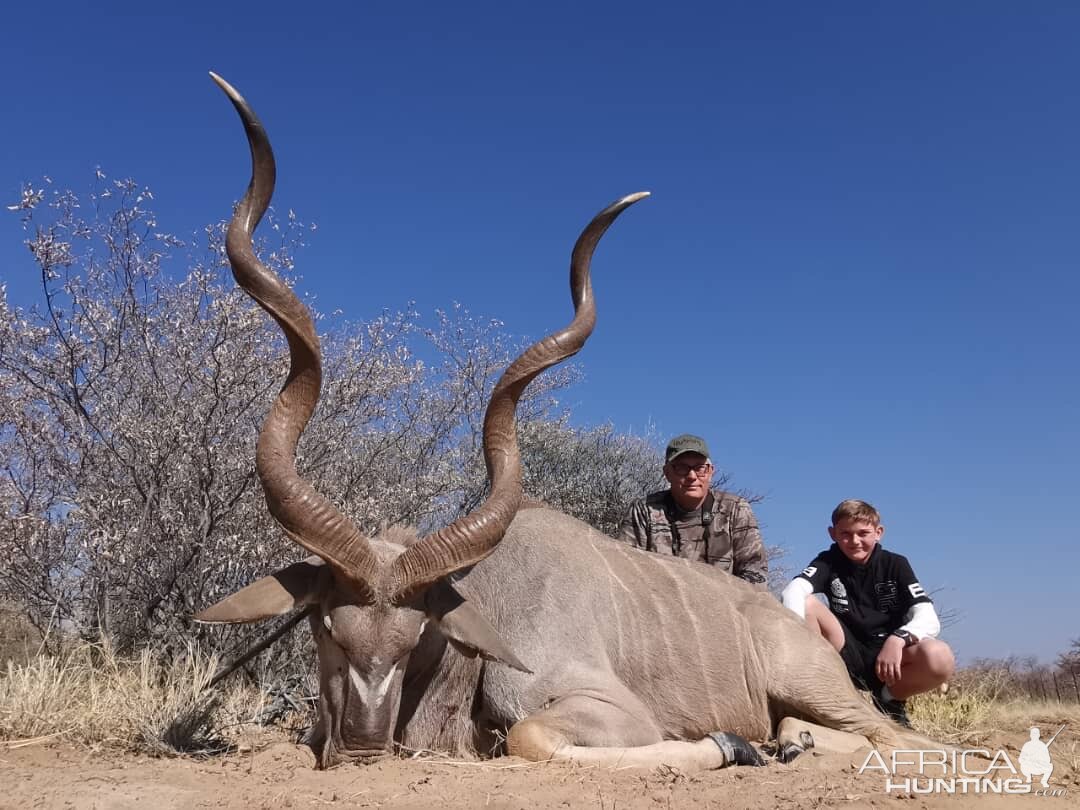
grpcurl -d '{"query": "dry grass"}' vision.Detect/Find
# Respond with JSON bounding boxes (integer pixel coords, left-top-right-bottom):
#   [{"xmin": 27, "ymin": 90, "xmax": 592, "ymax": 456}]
[
  {"xmin": 3, "ymin": 635, "xmax": 1077, "ymax": 767},
  {"xmin": 909, "ymin": 685, "xmax": 1001, "ymax": 740},
  {"xmin": 910, "ymin": 667, "xmax": 1080, "ymax": 745},
  {"xmin": 0, "ymin": 640, "xmax": 279, "ymax": 755}
]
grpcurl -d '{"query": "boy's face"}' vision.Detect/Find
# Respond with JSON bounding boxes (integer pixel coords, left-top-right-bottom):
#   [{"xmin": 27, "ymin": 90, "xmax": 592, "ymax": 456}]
[{"xmin": 828, "ymin": 518, "xmax": 884, "ymax": 565}]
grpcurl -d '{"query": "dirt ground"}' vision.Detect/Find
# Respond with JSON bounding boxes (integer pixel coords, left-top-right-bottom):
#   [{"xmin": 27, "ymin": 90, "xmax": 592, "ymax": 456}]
[{"xmin": 2, "ymin": 725, "xmax": 1077, "ymax": 810}]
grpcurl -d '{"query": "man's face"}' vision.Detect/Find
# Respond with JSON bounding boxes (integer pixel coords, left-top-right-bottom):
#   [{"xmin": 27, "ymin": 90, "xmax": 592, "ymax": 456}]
[
  {"xmin": 828, "ymin": 518, "xmax": 884, "ymax": 565},
  {"xmin": 663, "ymin": 452, "xmax": 713, "ymax": 508}
]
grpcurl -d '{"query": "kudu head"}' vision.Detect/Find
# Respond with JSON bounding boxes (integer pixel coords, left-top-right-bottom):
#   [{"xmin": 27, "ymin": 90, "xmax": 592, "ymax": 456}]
[{"xmin": 195, "ymin": 73, "xmax": 647, "ymax": 767}]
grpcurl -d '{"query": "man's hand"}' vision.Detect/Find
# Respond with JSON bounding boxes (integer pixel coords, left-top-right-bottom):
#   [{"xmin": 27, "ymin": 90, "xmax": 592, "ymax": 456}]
[{"xmin": 875, "ymin": 635, "xmax": 905, "ymax": 686}]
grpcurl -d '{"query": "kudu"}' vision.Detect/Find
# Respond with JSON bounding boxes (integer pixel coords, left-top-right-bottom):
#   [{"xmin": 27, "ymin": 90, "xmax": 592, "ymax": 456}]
[{"xmin": 197, "ymin": 74, "xmax": 940, "ymax": 771}]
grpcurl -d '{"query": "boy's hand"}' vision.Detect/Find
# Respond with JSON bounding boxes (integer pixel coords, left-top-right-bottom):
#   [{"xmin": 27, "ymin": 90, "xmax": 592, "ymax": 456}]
[{"xmin": 876, "ymin": 636, "xmax": 905, "ymax": 685}]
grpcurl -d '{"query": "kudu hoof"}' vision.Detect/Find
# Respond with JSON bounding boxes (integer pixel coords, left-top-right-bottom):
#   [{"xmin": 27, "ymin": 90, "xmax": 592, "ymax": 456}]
[
  {"xmin": 707, "ymin": 732, "xmax": 766, "ymax": 767},
  {"xmin": 777, "ymin": 730, "xmax": 815, "ymax": 764}
]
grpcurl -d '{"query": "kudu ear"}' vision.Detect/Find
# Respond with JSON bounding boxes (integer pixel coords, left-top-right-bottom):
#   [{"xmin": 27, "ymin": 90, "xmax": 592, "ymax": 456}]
[
  {"xmin": 425, "ymin": 582, "xmax": 532, "ymax": 674},
  {"xmin": 195, "ymin": 556, "xmax": 328, "ymax": 624}
]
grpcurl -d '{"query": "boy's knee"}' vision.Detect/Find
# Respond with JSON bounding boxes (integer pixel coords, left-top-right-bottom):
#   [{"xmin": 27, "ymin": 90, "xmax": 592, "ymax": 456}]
[
  {"xmin": 919, "ymin": 639, "xmax": 956, "ymax": 681},
  {"xmin": 934, "ymin": 642, "xmax": 956, "ymax": 680}
]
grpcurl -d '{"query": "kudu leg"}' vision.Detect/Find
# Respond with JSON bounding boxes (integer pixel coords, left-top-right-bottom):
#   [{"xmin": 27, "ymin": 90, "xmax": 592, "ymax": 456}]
[
  {"xmin": 769, "ymin": 659, "xmax": 943, "ymax": 762},
  {"xmin": 770, "ymin": 681, "xmax": 905, "ymax": 755},
  {"xmin": 506, "ymin": 692, "xmax": 759, "ymax": 772},
  {"xmin": 776, "ymin": 714, "xmax": 948, "ymax": 765},
  {"xmin": 775, "ymin": 717, "xmax": 864, "ymax": 763},
  {"xmin": 762, "ymin": 619, "xmax": 925, "ymax": 756}
]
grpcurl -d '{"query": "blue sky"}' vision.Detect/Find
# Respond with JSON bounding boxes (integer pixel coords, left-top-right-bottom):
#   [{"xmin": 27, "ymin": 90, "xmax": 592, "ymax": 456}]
[{"xmin": 1, "ymin": 3, "xmax": 1076, "ymax": 665}]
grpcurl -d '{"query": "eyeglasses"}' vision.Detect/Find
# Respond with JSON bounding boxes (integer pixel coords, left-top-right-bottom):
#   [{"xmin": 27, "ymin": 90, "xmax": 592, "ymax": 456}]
[{"xmin": 670, "ymin": 462, "xmax": 712, "ymax": 478}]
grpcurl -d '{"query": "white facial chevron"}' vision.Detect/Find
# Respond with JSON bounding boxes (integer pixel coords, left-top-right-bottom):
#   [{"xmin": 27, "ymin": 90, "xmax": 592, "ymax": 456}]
[{"xmin": 348, "ymin": 663, "xmax": 397, "ymax": 708}]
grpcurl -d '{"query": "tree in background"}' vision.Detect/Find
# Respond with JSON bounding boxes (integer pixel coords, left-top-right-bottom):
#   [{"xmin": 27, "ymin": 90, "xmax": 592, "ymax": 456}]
[
  {"xmin": 0, "ymin": 174, "xmax": 688, "ymax": 663},
  {"xmin": 1058, "ymin": 638, "xmax": 1080, "ymax": 676}
]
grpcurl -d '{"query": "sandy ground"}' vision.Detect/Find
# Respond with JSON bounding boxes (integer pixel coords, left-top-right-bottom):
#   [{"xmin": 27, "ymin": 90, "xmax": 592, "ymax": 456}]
[{"xmin": 2, "ymin": 726, "xmax": 1077, "ymax": 810}]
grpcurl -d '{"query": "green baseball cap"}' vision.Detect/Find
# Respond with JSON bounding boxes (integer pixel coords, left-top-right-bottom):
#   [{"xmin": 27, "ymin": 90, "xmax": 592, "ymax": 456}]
[{"xmin": 665, "ymin": 434, "xmax": 711, "ymax": 463}]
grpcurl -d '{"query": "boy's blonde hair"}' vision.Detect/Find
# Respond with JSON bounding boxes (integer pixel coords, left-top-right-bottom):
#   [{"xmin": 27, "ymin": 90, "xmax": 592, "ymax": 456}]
[{"xmin": 831, "ymin": 499, "xmax": 881, "ymax": 527}]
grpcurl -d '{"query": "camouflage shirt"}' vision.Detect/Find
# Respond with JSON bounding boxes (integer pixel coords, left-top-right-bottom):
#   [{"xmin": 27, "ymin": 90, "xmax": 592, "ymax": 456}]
[{"xmin": 615, "ymin": 489, "xmax": 768, "ymax": 586}]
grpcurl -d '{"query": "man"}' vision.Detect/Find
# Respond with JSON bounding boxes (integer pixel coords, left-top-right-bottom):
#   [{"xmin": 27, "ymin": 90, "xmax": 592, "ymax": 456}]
[{"xmin": 616, "ymin": 434, "xmax": 768, "ymax": 585}]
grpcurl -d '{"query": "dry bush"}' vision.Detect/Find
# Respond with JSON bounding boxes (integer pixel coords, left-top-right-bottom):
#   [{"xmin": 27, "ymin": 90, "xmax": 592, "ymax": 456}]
[
  {"xmin": 0, "ymin": 639, "xmax": 277, "ymax": 754},
  {"xmin": 910, "ymin": 664, "xmax": 1080, "ymax": 744},
  {"xmin": 1, "ymin": 174, "xmax": 780, "ymax": 700},
  {"xmin": 0, "ymin": 604, "xmax": 40, "ymax": 668},
  {"xmin": 908, "ymin": 676, "xmax": 1004, "ymax": 740}
]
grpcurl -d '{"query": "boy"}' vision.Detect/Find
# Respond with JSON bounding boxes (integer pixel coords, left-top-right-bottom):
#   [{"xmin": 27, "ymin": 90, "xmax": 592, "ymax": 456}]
[{"xmin": 781, "ymin": 499, "xmax": 954, "ymax": 726}]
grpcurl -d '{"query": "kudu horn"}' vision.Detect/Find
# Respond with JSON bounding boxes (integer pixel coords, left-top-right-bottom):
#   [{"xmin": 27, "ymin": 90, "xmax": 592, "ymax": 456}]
[{"xmin": 212, "ymin": 72, "xmax": 380, "ymax": 600}]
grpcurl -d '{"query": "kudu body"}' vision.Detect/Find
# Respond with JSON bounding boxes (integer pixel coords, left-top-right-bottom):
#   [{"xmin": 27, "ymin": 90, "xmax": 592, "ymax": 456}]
[{"xmin": 197, "ymin": 74, "xmax": 937, "ymax": 771}]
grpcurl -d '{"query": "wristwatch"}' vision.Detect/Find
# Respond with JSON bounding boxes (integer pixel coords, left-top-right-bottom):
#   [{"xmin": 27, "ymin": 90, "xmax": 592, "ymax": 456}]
[{"xmin": 891, "ymin": 629, "xmax": 916, "ymax": 647}]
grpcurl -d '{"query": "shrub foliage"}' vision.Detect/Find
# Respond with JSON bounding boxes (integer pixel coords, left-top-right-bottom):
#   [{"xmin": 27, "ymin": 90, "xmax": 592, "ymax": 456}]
[{"xmin": 0, "ymin": 175, "xmax": 666, "ymax": 662}]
